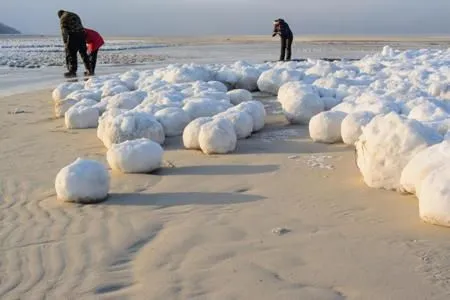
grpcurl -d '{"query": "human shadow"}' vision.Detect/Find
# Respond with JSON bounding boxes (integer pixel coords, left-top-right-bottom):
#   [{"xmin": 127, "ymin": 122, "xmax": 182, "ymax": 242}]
[{"xmin": 104, "ymin": 191, "xmax": 265, "ymax": 206}]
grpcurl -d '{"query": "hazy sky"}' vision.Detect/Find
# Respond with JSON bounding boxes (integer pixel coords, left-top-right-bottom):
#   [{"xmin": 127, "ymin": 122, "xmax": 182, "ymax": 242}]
[{"xmin": 2, "ymin": 0, "xmax": 450, "ymax": 36}]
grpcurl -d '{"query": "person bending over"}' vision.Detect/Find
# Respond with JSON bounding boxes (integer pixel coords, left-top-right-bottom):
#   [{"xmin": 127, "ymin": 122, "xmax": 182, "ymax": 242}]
[
  {"xmin": 85, "ymin": 28, "xmax": 104, "ymax": 76},
  {"xmin": 272, "ymin": 18, "xmax": 293, "ymax": 61}
]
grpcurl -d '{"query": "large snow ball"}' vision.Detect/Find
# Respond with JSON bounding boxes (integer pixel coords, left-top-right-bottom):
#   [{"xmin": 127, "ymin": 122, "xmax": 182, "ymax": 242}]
[
  {"xmin": 183, "ymin": 117, "xmax": 213, "ymax": 150},
  {"xmin": 52, "ymin": 82, "xmax": 84, "ymax": 103},
  {"xmin": 55, "ymin": 98, "xmax": 78, "ymax": 118},
  {"xmin": 183, "ymin": 98, "xmax": 232, "ymax": 119},
  {"xmin": 154, "ymin": 107, "xmax": 191, "ymax": 137},
  {"xmin": 216, "ymin": 67, "xmax": 239, "ymax": 88},
  {"xmin": 418, "ymin": 164, "xmax": 450, "ymax": 227},
  {"xmin": 55, "ymin": 158, "xmax": 110, "ymax": 203},
  {"xmin": 195, "ymin": 90, "xmax": 230, "ymax": 102},
  {"xmin": 66, "ymin": 90, "xmax": 102, "ymax": 102},
  {"xmin": 215, "ymin": 110, "xmax": 253, "ymax": 139},
  {"xmin": 231, "ymin": 101, "xmax": 266, "ymax": 132},
  {"xmin": 207, "ymin": 81, "xmax": 228, "ymax": 93},
  {"xmin": 106, "ymin": 138, "xmax": 164, "ymax": 173},
  {"xmin": 199, "ymin": 118, "xmax": 237, "ymax": 154},
  {"xmin": 65, "ymin": 105, "xmax": 99, "ymax": 129},
  {"xmin": 101, "ymin": 83, "xmax": 130, "ymax": 98},
  {"xmin": 400, "ymin": 141, "xmax": 450, "ymax": 195},
  {"xmin": 309, "ymin": 111, "xmax": 347, "ymax": 144},
  {"xmin": 341, "ymin": 111, "xmax": 375, "ymax": 145},
  {"xmin": 278, "ymin": 82, "xmax": 324, "ymax": 125},
  {"xmin": 227, "ymin": 89, "xmax": 253, "ymax": 105},
  {"xmin": 408, "ymin": 101, "xmax": 449, "ymax": 122},
  {"xmin": 105, "ymin": 91, "xmax": 147, "ymax": 111},
  {"xmin": 257, "ymin": 68, "xmax": 304, "ymax": 95},
  {"xmin": 355, "ymin": 112, "xmax": 443, "ymax": 191},
  {"xmin": 162, "ymin": 65, "xmax": 213, "ymax": 83},
  {"xmin": 98, "ymin": 111, "xmax": 165, "ymax": 148},
  {"xmin": 233, "ymin": 62, "xmax": 262, "ymax": 91}
]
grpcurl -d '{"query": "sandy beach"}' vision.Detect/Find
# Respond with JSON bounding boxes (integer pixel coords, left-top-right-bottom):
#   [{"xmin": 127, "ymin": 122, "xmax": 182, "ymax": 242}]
[{"xmin": 1, "ymin": 84, "xmax": 450, "ymax": 299}]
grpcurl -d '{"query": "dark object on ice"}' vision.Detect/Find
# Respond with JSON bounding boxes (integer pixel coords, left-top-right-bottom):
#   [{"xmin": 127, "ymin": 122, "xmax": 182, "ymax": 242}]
[
  {"xmin": 264, "ymin": 58, "xmax": 360, "ymax": 63},
  {"xmin": 58, "ymin": 10, "xmax": 92, "ymax": 76},
  {"xmin": 0, "ymin": 22, "xmax": 20, "ymax": 34},
  {"xmin": 64, "ymin": 71, "xmax": 77, "ymax": 78},
  {"xmin": 272, "ymin": 19, "xmax": 293, "ymax": 61}
]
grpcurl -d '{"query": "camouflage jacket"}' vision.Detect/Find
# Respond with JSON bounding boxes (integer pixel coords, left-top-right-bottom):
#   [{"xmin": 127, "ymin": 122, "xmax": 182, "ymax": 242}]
[{"xmin": 60, "ymin": 11, "xmax": 84, "ymax": 44}]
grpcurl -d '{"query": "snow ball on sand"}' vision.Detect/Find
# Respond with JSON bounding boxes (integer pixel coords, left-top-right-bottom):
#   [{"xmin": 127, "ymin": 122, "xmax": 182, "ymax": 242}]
[
  {"xmin": 55, "ymin": 98, "xmax": 78, "ymax": 118},
  {"xmin": 400, "ymin": 141, "xmax": 450, "ymax": 195},
  {"xmin": 229, "ymin": 100, "xmax": 266, "ymax": 132},
  {"xmin": 278, "ymin": 82, "xmax": 324, "ymax": 125},
  {"xmin": 55, "ymin": 158, "xmax": 110, "ymax": 204},
  {"xmin": 257, "ymin": 68, "xmax": 303, "ymax": 95},
  {"xmin": 65, "ymin": 105, "xmax": 99, "ymax": 129},
  {"xmin": 419, "ymin": 164, "xmax": 450, "ymax": 227},
  {"xmin": 98, "ymin": 111, "xmax": 165, "ymax": 148},
  {"xmin": 199, "ymin": 118, "xmax": 237, "ymax": 154},
  {"xmin": 355, "ymin": 112, "xmax": 442, "ymax": 191},
  {"xmin": 107, "ymin": 138, "xmax": 164, "ymax": 173},
  {"xmin": 341, "ymin": 111, "xmax": 375, "ymax": 145},
  {"xmin": 155, "ymin": 107, "xmax": 191, "ymax": 137},
  {"xmin": 227, "ymin": 89, "xmax": 253, "ymax": 105},
  {"xmin": 183, "ymin": 98, "xmax": 232, "ymax": 119},
  {"xmin": 309, "ymin": 111, "xmax": 347, "ymax": 143},
  {"xmin": 183, "ymin": 117, "xmax": 213, "ymax": 150},
  {"xmin": 52, "ymin": 82, "xmax": 83, "ymax": 103},
  {"xmin": 214, "ymin": 110, "xmax": 253, "ymax": 139}
]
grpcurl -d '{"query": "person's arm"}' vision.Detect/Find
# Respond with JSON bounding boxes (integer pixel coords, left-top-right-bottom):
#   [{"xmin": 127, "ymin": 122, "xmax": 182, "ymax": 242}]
[
  {"xmin": 60, "ymin": 15, "xmax": 70, "ymax": 44},
  {"xmin": 272, "ymin": 23, "xmax": 280, "ymax": 37}
]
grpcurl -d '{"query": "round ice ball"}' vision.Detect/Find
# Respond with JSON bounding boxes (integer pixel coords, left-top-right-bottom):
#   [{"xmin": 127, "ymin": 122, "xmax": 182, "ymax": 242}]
[
  {"xmin": 231, "ymin": 100, "xmax": 266, "ymax": 132},
  {"xmin": 55, "ymin": 158, "xmax": 110, "ymax": 203},
  {"xmin": 341, "ymin": 111, "xmax": 375, "ymax": 145},
  {"xmin": 155, "ymin": 107, "xmax": 191, "ymax": 137},
  {"xmin": 199, "ymin": 118, "xmax": 237, "ymax": 154},
  {"xmin": 309, "ymin": 111, "xmax": 347, "ymax": 144},
  {"xmin": 183, "ymin": 117, "xmax": 213, "ymax": 150},
  {"xmin": 227, "ymin": 89, "xmax": 253, "ymax": 105},
  {"xmin": 215, "ymin": 110, "xmax": 253, "ymax": 139},
  {"xmin": 107, "ymin": 138, "xmax": 164, "ymax": 173}
]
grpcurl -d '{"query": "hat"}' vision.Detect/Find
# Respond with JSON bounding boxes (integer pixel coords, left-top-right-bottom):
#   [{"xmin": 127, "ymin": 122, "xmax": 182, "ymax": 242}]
[{"xmin": 57, "ymin": 10, "xmax": 65, "ymax": 18}]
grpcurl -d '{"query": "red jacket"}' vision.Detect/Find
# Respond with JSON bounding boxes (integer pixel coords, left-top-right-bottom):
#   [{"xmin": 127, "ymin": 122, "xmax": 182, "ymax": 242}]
[{"xmin": 85, "ymin": 28, "xmax": 104, "ymax": 53}]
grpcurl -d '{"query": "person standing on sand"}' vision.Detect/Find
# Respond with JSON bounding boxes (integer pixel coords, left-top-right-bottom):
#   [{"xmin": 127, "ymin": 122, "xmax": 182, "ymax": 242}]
[
  {"xmin": 57, "ymin": 10, "xmax": 92, "ymax": 78},
  {"xmin": 84, "ymin": 28, "xmax": 104, "ymax": 76},
  {"xmin": 272, "ymin": 18, "xmax": 293, "ymax": 61}
]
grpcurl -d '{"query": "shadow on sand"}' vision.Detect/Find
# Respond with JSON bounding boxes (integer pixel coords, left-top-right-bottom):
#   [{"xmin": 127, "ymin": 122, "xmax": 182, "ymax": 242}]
[
  {"xmin": 156, "ymin": 164, "xmax": 279, "ymax": 176},
  {"xmin": 104, "ymin": 192, "xmax": 265, "ymax": 206}
]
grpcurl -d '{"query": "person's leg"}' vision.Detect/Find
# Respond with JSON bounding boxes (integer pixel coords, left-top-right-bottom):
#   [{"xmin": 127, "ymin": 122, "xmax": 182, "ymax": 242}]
[
  {"xmin": 286, "ymin": 37, "xmax": 293, "ymax": 61},
  {"xmin": 66, "ymin": 34, "xmax": 78, "ymax": 75},
  {"xmin": 76, "ymin": 32, "xmax": 92, "ymax": 74},
  {"xmin": 280, "ymin": 38, "xmax": 287, "ymax": 61},
  {"xmin": 90, "ymin": 50, "xmax": 98, "ymax": 74}
]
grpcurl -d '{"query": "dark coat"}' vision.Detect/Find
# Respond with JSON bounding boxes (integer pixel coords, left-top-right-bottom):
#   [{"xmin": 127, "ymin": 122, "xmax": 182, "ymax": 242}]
[{"xmin": 273, "ymin": 19, "xmax": 293, "ymax": 39}]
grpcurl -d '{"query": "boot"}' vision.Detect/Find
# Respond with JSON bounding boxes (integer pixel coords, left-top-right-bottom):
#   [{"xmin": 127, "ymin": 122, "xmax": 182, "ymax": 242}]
[{"xmin": 64, "ymin": 71, "xmax": 76, "ymax": 78}]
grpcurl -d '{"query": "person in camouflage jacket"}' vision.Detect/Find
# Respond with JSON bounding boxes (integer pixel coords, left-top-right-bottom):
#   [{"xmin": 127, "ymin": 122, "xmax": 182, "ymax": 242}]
[
  {"xmin": 57, "ymin": 10, "xmax": 92, "ymax": 78},
  {"xmin": 272, "ymin": 19, "xmax": 294, "ymax": 61}
]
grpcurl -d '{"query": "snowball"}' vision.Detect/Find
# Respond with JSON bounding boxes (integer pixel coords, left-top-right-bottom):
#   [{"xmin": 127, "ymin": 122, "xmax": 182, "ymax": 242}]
[
  {"xmin": 341, "ymin": 111, "xmax": 375, "ymax": 145},
  {"xmin": 419, "ymin": 164, "xmax": 450, "ymax": 227},
  {"xmin": 199, "ymin": 118, "xmax": 237, "ymax": 154},
  {"xmin": 309, "ymin": 111, "xmax": 347, "ymax": 143},
  {"xmin": 107, "ymin": 138, "xmax": 163, "ymax": 173},
  {"xmin": 183, "ymin": 98, "xmax": 232, "ymax": 119},
  {"xmin": 231, "ymin": 101, "xmax": 266, "ymax": 132},
  {"xmin": 257, "ymin": 68, "xmax": 304, "ymax": 95},
  {"xmin": 227, "ymin": 89, "xmax": 253, "ymax": 105},
  {"xmin": 55, "ymin": 158, "xmax": 110, "ymax": 203},
  {"xmin": 65, "ymin": 105, "xmax": 99, "ymax": 129},
  {"xmin": 105, "ymin": 91, "xmax": 147, "ymax": 111},
  {"xmin": 408, "ymin": 101, "xmax": 449, "ymax": 122},
  {"xmin": 52, "ymin": 82, "xmax": 83, "ymax": 103},
  {"xmin": 207, "ymin": 81, "xmax": 228, "ymax": 92},
  {"xmin": 278, "ymin": 82, "xmax": 324, "ymax": 125},
  {"xmin": 400, "ymin": 141, "xmax": 450, "ymax": 195},
  {"xmin": 355, "ymin": 112, "xmax": 443, "ymax": 191},
  {"xmin": 55, "ymin": 98, "xmax": 78, "ymax": 118},
  {"xmin": 67, "ymin": 90, "xmax": 102, "ymax": 102},
  {"xmin": 98, "ymin": 111, "xmax": 165, "ymax": 148},
  {"xmin": 102, "ymin": 84, "xmax": 130, "ymax": 98},
  {"xmin": 154, "ymin": 107, "xmax": 191, "ymax": 137},
  {"xmin": 183, "ymin": 117, "xmax": 213, "ymax": 150},
  {"xmin": 215, "ymin": 110, "xmax": 253, "ymax": 139}
]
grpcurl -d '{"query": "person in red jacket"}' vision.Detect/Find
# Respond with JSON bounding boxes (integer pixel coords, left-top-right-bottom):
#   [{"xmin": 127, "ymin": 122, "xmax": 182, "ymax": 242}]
[{"xmin": 84, "ymin": 28, "xmax": 104, "ymax": 76}]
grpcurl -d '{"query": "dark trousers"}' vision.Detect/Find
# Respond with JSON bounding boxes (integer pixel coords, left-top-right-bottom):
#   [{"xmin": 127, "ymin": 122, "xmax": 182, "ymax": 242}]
[
  {"xmin": 65, "ymin": 32, "xmax": 91, "ymax": 74},
  {"xmin": 89, "ymin": 50, "xmax": 98, "ymax": 73},
  {"xmin": 280, "ymin": 36, "xmax": 293, "ymax": 61}
]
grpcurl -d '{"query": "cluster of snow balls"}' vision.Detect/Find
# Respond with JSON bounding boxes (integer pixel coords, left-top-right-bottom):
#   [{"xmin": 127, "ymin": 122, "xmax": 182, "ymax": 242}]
[
  {"xmin": 278, "ymin": 82, "xmax": 324, "ymax": 125},
  {"xmin": 55, "ymin": 158, "xmax": 110, "ymax": 203},
  {"xmin": 155, "ymin": 107, "xmax": 192, "ymax": 137},
  {"xmin": 355, "ymin": 112, "xmax": 443, "ymax": 191},
  {"xmin": 107, "ymin": 138, "xmax": 164, "ymax": 173},
  {"xmin": 183, "ymin": 100, "xmax": 266, "ymax": 154},
  {"xmin": 182, "ymin": 98, "xmax": 233, "ymax": 119},
  {"xmin": 226, "ymin": 89, "xmax": 253, "ymax": 105},
  {"xmin": 309, "ymin": 111, "xmax": 347, "ymax": 143},
  {"xmin": 97, "ymin": 111, "xmax": 165, "ymax": 149},
  {"xmin": 257, "ymin": 68, "xmax": 304, "ymax": 95}
]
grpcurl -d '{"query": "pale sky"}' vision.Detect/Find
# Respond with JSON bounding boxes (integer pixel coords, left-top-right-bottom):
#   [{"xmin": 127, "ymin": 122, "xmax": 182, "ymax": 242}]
[{"xmin": 2, "ymin": 0, "xmax": 450, "ymax": 36}]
